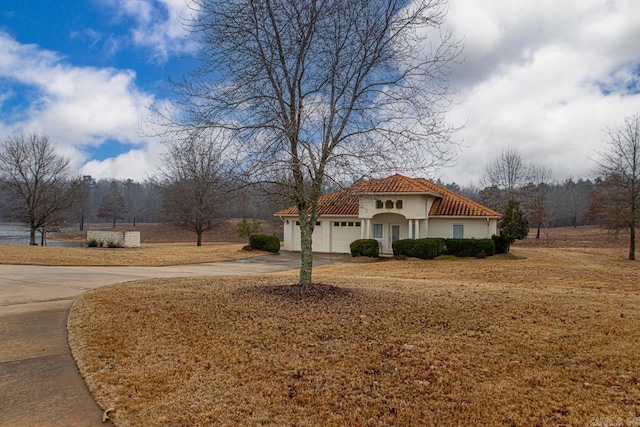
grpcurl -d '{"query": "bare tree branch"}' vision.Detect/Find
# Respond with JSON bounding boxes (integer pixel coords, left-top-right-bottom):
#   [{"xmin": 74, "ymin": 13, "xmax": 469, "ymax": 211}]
[
  {"xmin": 591, "ymin": 114, "xmax": 640, "ymax": 260},
  {"xmin": 0, "ymin": 133, "xmax": 82, "ymax": 245},
  {"xmin": 160, "ymin": 0, "xmax": 462, "ymax": 283}
]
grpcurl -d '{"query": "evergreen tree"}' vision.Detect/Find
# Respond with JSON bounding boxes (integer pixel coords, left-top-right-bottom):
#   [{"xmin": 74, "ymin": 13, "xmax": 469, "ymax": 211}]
[
  {"xmin": 499, "ymin": 198, "xmax": 529, "ymax": 253},
  {"xmin": 237, "ymin": 217, "xmax": 262, "ymax": 243}
]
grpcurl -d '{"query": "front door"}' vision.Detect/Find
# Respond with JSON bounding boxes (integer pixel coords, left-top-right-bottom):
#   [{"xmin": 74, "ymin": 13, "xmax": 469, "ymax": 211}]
[{"xmin": 390, "ymin": 224, "xmax": 400, "ymax": 251}]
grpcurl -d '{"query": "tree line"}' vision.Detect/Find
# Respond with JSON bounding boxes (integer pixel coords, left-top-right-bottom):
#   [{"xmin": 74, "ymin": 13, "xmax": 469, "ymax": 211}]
[
  {"xmin": 440, "ymin": 113, "xmax": 639, "ymax": 261},
  {"xmin": 0, "ymin": 129, "xmax": 630, "ymax": 249},
  {"xmin": 0, "ymin": 133, "xmax": 284, "ymax": 245}
]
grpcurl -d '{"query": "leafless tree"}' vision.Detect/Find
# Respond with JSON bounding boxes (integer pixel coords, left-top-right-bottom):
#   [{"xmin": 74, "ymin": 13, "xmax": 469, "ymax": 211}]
[
  {"xmin": 155, "ymin": 131, "xmax": 232, "ymax": 246},
  {"xmin": 521, "ymin": 164, "xmax": 553, "ymax": 239},
  {"xmin": 480, "ymin": 148, "xmax": 531, "ymax": 211},
  {"xmin": 76, "ymin": 175, "xmax": 96, "ymax": 231},
  {"xmin": 0, "ymin": 133, "xmax": 82, "ymax": 245},
  {"xmin": 124, "ymin": 179, "xmax": 145, "ymax": 226},
  {"xmin": 592, "ymin": 114, "xmax": 640, "ymax": 260},
  {"xmin": 546, "ymin": 178, "xmax": 594, "ymax": 227},
  {"xmin": 97, "ymin": 182, "xmax": 127, "ymax": 228},
  {"xmin": 165, "ymin": 0, "xmax": 462, "ymax": 284}
]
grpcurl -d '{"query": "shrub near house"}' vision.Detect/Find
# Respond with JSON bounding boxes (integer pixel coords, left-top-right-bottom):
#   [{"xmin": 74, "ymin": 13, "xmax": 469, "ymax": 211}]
[
  {"xmin": 249, "ymin": 234, "xmax": 280, "ymax": 253},
  {"xmin": 392, "ymin": 238, "xmax": 444, "ymax": 259},
  {"xmin": 445, "ymin": 239, "xmax": 495, "ymax": 257},
  {"xmin": 350, "ymin": 239, "xmax": 380, "ymax": 257},
  {"xmin": 392, "ymin": 238, "xmax": 495, "ymax": 259}
]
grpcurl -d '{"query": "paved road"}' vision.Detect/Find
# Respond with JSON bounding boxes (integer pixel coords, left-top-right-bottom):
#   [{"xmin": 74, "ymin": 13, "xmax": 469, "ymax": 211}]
[{"xmin": 0, "ymin": 252, "xmax": 349, "ymax": 426}]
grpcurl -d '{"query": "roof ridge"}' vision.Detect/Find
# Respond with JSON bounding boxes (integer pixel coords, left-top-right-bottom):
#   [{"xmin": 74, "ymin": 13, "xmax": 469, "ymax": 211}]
[
  {"xmin": 394, "ymin": 173, "xmax": 436, "ymax": 193},
  {"xmin": 417, "ymin": 178, "xmax": 502, "ymax": 217}
]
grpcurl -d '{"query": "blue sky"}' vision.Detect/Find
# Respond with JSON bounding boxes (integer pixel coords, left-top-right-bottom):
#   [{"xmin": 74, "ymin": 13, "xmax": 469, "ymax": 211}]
[{"xmin": 1, "ymin": 0, "xmax": 640, "ymax": 184}]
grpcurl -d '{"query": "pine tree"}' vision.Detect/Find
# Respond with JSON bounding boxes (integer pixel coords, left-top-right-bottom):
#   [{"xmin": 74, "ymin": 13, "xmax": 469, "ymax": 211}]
[{"xmin": 499, "ymin": 198, "xmax": 529, "ymax": 253}]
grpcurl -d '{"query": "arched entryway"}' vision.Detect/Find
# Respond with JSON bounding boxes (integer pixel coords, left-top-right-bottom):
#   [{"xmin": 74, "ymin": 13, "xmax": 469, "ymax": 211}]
[{"xmin": 370, "ymin": 213, "xmax": 406, "ymax": 254}]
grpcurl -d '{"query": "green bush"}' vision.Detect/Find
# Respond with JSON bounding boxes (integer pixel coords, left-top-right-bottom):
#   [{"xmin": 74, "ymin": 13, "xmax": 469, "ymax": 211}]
[
  {"xmin": 249, "ymin": 234, "xmax": 280, "ymax": 253},
  {"xmin": 350, "ymin": 239, "xmax": 379, "ymax": 257},
  {"xmin": 445, "ymin": 238, "xmax": 495, "ymax": 257},
  {"xmin": 492, "ymin": 234, "xmax": 510, "ymax": 254},
  {"xmin": 393, "ymin": 238, "xmax": 444, "ymax": 259},
  {"xmin": 86, "ymin": 238, "xmax": 99, "ymax": 247},
  {"xmin": 392, "ymin": 239, "xmax": 415, "ymax": 256},
  {"xmin": 413, "ymin": 238, "xmax": 445, "ymax": 259},
  {"xmin": 106, "ymin": 240, "xmax": 123, "ymax": 248}
]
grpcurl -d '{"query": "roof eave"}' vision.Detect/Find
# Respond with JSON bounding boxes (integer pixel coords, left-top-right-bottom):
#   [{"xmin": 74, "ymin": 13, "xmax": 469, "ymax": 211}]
[
  {"xmin": 429, "ymin": 215, "xmax": 502, "ymax": 219},
  {"xmin": 355, "ymin": 191, "xmax": 442, "ymax": 197}
]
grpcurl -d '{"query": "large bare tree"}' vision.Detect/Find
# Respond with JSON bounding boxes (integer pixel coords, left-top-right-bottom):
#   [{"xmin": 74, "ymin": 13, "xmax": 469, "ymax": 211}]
[
  {"xmin": 592, "ymin": 114, "xmax": 640, "ymax": 260},
  {"xmin": 0, "ymin": 133, "xmax": 82, "ymax": 245},
  {"xmin": 166, "ymin": 0, "xmax": 461, "ymax": 284},
  {"xmin": 156, "ymin": 132, "xmax": 231, "ymax": 246},
  {"xmin": 480, "ymin": 148, "xmax": 531, "ymax": 211}
]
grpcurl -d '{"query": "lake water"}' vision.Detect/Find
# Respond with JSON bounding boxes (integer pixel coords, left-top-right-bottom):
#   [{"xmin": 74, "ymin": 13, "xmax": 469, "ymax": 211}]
[{"xmin": 0, "ymin": 223, "xmax": 80, "ymax": 247}]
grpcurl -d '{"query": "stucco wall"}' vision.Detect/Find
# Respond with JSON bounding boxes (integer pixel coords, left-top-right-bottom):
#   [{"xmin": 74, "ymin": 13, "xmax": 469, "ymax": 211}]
[
  {"xmin": 427, "ymin": 218, "xmax": 497, "ymax": 239},
  {"xmin": 86, "ymin": 230, "xmax": 141, "ymax": 248},
  {"xmin": 359, "ymin": 194, "xmax": 434, "ymax": 219}
]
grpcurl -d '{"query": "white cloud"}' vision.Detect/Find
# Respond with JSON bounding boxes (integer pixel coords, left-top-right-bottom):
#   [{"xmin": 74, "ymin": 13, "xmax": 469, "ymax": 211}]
[
  {"xmin": 437, "ymin": 0, "xmax": 640, "ymax": 186},
  {"xmin": 105, "ymin": 0, "xmax": 199, "ymax": 63},
  {"xmin": 0, "ymin": 32, "xmax": 161, "ymax": 178},
  {"xmin": 81, "ymin": 142, "xmax": 165, "ymax": 181}
]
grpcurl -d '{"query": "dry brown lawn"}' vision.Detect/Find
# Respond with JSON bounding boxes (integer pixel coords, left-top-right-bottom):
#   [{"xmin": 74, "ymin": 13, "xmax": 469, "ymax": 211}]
[
  {"xmin": 68, "ymin": 227, "xmax": 640, "ymax": 426},
  {"xmin": 0, "ymin": 242, "xmax": 265, "ymax": 266},
  {"xmin": 0, "ymin": 220, "xmax": 279, "ymax": 266}
]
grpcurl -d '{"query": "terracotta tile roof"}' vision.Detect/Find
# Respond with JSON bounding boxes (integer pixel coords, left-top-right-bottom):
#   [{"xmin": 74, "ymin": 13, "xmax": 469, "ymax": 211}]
[
  {"xmin": 415, "ymin": 178, "xmax": 502, "ymax": 217},
  {"xmin": 275, "ymin": 189, "xmax": 360, "ymax": 216},
  {"xmin": 352, "ymin": 174, "xmax": 439, "ymax": 194},
  {"xmin": 275, "ymin": 174, "xmax": 501, "ymax": 218}
]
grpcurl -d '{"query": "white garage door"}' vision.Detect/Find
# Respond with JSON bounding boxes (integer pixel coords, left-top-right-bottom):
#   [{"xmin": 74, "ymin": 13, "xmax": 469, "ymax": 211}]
[
  {"xmin": 330, "ymin": 220, "xmax": 361, "ymax": 253},
  {"xmin": 292, "ymin": 221, "xmax": 324, "ymax": 251}
]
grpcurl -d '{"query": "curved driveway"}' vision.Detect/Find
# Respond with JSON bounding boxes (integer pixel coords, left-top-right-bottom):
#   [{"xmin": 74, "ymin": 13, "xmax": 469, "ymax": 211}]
[{"xmin": 0, "ymin": 252, "xmax": 348, "ymax": 426}]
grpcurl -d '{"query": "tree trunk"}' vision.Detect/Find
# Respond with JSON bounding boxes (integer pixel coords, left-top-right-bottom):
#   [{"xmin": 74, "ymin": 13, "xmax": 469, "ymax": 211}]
[
  {"xmin": 630, "ymin": 225, "xmax": 636, "ymax": 261},
  {"xmin": 298, "ymin": 214, "xmax": 314, "ymax": 286},
  {"xmin": 112, "ymin": 217, "xmax": 116, "ymax": 228},
  {"xmin": 197, "ymin": 231, "xmax": 203, "ymax": 247},
  {"xmin": 133, "ymin": 217, "xmax": 136, "ymax": 227},
  {"xmin": 536, "ymin": 223, "xmax": 541, "ymax": 239},
  {"xmin": 29, "ymin": 225, "xmax": 37, "ymax": 245},
  {"xmin": 80, "ymin": 213, "xmax": 84, "ymax": 231}
]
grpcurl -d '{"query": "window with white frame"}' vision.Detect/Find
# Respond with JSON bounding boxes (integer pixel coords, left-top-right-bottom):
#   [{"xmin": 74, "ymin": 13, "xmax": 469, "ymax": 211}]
[
  {"xmin": 452, "ymin": 224, "xmax": 464, "ymax": 239},
  {"xmin": 373, "ymin": 223, "xmax": 383, "ymax": 239}
]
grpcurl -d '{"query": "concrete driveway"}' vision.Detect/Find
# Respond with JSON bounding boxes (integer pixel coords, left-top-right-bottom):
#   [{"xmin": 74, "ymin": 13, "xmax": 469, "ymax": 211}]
[{"xmin": 0, "ymin": 252, "xmax": 349, "ymax": 426}]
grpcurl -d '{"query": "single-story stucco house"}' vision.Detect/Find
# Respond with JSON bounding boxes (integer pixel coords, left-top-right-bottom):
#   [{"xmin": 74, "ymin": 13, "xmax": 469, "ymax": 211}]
[{"xmin": 275, "ymin": 174, "xmax": 502, "ymax": 254}]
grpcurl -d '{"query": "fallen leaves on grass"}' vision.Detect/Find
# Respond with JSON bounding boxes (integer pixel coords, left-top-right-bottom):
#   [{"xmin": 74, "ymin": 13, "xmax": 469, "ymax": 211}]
[{"xmin": 68, "ymin": 247, "xmax": 640, "ymax": 426}]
